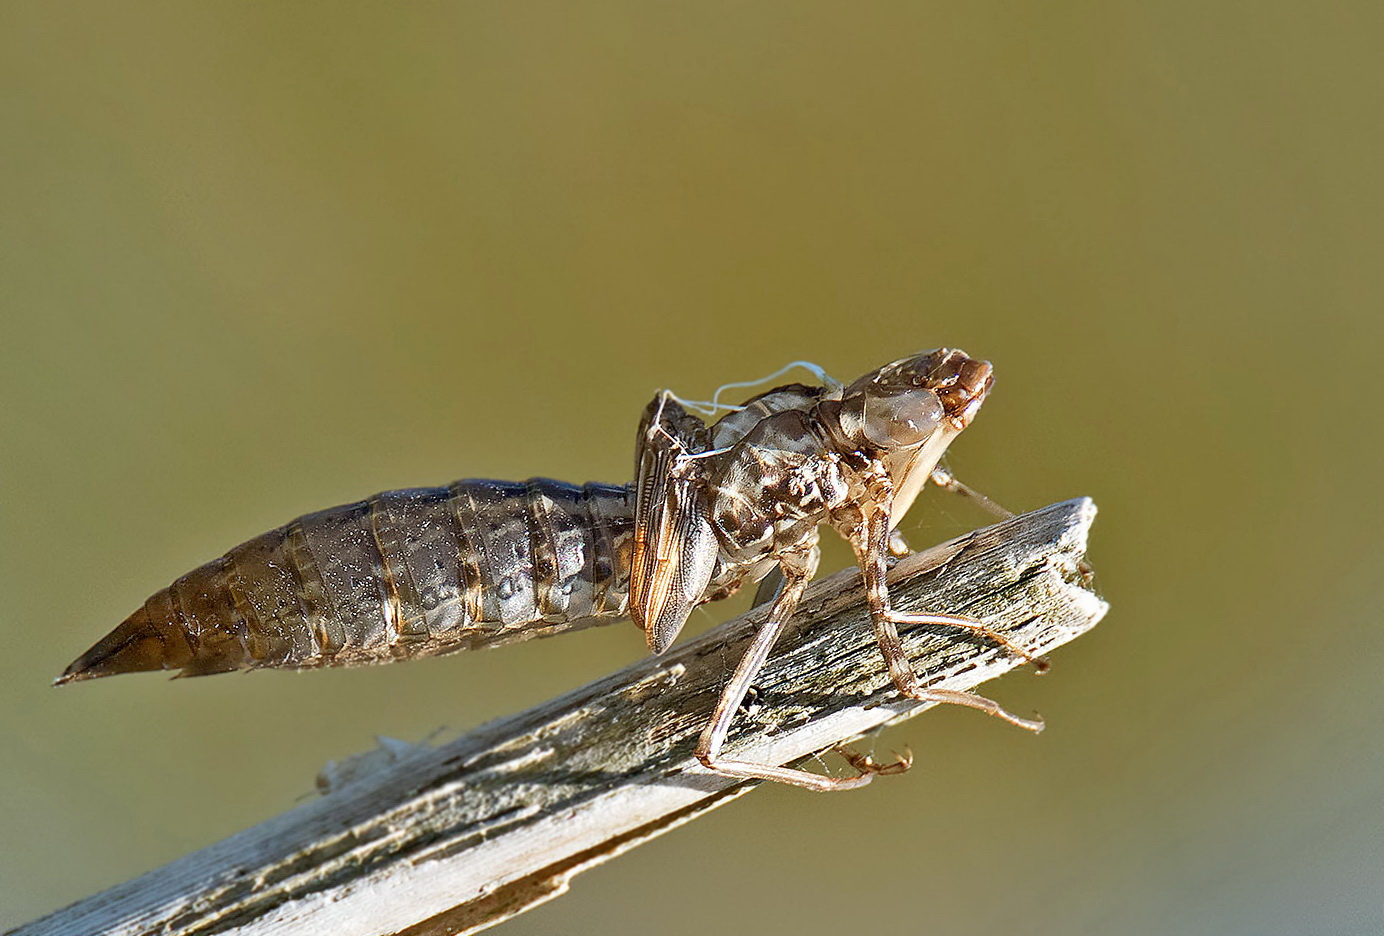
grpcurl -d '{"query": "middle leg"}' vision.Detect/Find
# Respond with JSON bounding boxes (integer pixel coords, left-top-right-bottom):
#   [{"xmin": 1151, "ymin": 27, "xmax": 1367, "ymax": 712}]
[{"xmin": 695, "ymin": 545, "xmax": 907, "ymax": 791}]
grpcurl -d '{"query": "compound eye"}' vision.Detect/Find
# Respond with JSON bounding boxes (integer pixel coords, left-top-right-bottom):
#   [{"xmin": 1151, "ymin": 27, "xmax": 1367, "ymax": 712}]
[{"xmin": 861, "ymin": 390, "xmax": 944, "ymax": 448}]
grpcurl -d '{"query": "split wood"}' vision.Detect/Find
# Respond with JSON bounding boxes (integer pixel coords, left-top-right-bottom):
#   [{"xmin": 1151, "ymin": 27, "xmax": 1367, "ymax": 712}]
[{"xmin": 13, "ymin": 497, "xmax": 1107, "ymax": 936}]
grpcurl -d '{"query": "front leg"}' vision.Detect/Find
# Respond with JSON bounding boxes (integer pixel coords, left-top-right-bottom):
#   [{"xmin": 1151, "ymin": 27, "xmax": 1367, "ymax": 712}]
[
  {"xmin": 929, "ymin": 465, "xmax": 1015, "ymax": 520},
  {"xmin": 929, "ymin": 465, "xmax": 1093, "ymax": 582},
  {"xmin": 854, "ymin": 503, "xmax": 1046, "ymax": 732},
  {"xmin": 887, "ymin": 468, "xmax": 1011, "ymax": 556}
]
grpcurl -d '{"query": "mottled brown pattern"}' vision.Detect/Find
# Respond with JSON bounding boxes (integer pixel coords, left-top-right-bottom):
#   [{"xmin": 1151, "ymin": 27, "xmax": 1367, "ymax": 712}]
[
  {"xmin": 58, "ymin": 480, "xmax": 635, "ymax": 681},
  {"xmin": 58, "ymin": 348, "xmax": 994, "ymax": 711}
]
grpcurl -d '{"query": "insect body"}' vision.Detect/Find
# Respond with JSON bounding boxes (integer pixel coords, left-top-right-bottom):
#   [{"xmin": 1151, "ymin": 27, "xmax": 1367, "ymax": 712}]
[
  {"xmin": 59, "ymin": 349, "xmax": 1044, "ymax": 791},
  {"xmin": 58, "ymin": 480, "xmax": 636, "ymax": 680}
]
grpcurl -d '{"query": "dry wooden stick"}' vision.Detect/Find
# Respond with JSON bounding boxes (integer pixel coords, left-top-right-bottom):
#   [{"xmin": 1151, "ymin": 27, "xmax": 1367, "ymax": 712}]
[{"xmin": 12, "ymin": 498, "xmax": 1107, "ymax": 936}]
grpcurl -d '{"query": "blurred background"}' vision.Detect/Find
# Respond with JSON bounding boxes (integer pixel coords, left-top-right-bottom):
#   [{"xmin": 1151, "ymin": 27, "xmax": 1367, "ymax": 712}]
[{"xmin": 2, "ymin": 3, "xmax": 1380, "ymax": 933}]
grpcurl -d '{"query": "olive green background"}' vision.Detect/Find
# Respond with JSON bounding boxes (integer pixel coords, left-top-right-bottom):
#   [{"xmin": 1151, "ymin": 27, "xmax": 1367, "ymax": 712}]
[{"xmin": 3, "ymin": 3, "xmax": 1380, "ymax": 933}]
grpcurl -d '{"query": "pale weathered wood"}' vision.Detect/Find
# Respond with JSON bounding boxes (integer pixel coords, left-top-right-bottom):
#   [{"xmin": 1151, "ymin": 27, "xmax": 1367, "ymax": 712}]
[{"xmin": 11, "ymin": 498, "xmax": 1107, "ymax": 936}]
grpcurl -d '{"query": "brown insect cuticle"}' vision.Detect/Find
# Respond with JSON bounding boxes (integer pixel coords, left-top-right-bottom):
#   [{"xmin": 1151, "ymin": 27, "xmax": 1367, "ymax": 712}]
[{"xmin": 61, "ymin": 349, "xmax": 1050, "ymax": 793}]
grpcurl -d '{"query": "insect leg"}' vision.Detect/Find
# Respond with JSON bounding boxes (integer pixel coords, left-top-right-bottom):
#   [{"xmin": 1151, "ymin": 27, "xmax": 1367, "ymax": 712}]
[
  {"xmin": 888, "ymin": 469, "xmax": 1008, "ymax": 556},
  {"xmin": 929, "ymin": 465, "xmax": 1015, "ymax": 520},
  {"xmin": 929, "ymin": 466, "xmax": 1092, "ymax": 581},
  {"xmin": 749, "ymin": 566, "xmax": 783, "ymax": 608},
  {"xmin": 856, "ymin": 509, "xmax": 1046, "ymax": 731},
  {"xmin": 695, "ymin": 547, "xmax": 901, "ymax": 792}
]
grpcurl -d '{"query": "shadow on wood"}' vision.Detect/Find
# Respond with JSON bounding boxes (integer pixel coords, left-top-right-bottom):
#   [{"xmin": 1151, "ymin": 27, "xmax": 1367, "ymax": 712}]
[{"xmin": 12, "ymin": 498, "xmax": 1107, "ymax": 936}]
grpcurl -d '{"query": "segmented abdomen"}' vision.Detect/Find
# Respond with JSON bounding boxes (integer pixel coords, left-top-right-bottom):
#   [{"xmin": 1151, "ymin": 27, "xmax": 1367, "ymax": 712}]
[{"xmin": 59, "ymin": 479, "xmax": 635, "ymax": 682}]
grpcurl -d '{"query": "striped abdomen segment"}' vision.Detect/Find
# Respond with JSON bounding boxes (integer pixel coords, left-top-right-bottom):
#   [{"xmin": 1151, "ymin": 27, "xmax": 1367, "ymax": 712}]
[{"xmin": 58, "ymin": 479, "xmax": 635, "ymax": 682}]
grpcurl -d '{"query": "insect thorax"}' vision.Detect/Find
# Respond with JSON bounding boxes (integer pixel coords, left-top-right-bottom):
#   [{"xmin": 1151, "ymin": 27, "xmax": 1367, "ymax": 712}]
[{"xmin": 703, "ymin": 408, "xmax": 851, "ymax": 565}]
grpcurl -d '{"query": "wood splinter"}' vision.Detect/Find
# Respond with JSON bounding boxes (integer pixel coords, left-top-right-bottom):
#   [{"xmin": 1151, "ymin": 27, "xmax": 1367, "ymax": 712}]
[{"xmin": 18, "ymin": 498, "xmax": 1106, "ymax": 936}]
